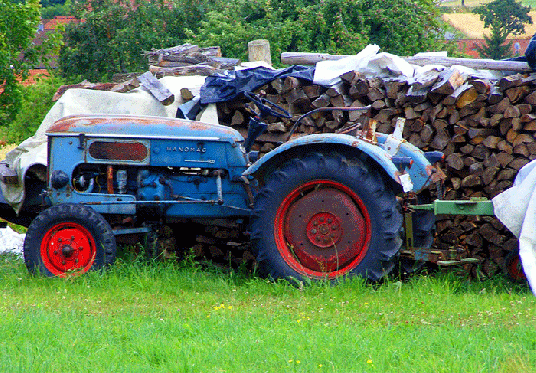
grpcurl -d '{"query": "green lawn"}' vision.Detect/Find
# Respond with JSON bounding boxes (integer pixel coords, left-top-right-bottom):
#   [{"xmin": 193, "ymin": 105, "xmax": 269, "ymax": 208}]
[{"xmin": 1, "ymin": 254, "xmax": 535, "ymax": 372}]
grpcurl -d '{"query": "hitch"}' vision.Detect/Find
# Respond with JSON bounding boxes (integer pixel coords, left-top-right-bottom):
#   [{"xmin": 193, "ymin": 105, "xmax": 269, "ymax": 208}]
[{"xmin": 411, "ymin": 198, "xmax": 495, "ymax": 216}]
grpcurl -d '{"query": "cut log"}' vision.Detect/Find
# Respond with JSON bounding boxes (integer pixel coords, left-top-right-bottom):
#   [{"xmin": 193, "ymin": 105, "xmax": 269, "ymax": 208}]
[
  {"xmin": 137, "ymin": 71, "xmax": 175, "ymax": 106},
  {"xmin": 280, "ymin": 52, "xmax": 532, "ymax": 72},
  {"xmin": 149, "ymin": 64, "xmax": 220, "ymax": 77},
  {"xmin": 430, "ymin": 68, "xmax": 466, "ymax": 95}
]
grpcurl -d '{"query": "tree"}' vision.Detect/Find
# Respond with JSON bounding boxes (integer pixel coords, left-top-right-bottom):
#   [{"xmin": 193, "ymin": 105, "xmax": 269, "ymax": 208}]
[
  {"xmin": 474, "ymin": 0, "xmax": 532, "ymax": 60},
  {"xmin": 0, "ymin": 0, "xmax": 62, "ymax": 128},
  {"xmin": 59, "ymin": 0, "xmax": 211, "ymax": 82},
  {"xmin": 192, "ymin": 0, "xmax": 448, "ymax": 64},
  {"xmin": 360, "ymin": 0, "xmax": 444, "ymax": 56},
  {"xmin": 60, "ymin": 0, "xmax": 451, "ymax": 80},
  {"xmin": 0, "ymin": 0, "xmax": 41, "ymax": 127}
]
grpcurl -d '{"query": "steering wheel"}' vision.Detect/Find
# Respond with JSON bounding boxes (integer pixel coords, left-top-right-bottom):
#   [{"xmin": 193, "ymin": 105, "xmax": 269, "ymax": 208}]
[{"xmin": 244, "ymin": 91, "xmax": 291, "ymax": 119}]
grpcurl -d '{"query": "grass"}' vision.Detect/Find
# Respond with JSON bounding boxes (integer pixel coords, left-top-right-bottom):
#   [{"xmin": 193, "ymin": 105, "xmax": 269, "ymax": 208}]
[{"xmin": 0, "ymin": 254, "xmax": 535, "ymax": 373}]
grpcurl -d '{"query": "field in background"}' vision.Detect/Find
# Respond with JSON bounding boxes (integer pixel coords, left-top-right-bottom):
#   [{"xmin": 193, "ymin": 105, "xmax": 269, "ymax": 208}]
[
  {"xmin": 442, "ymin": 0, "xmax": 536, "ymax": 8},
  {"xmin": 0, "ymin": 144, "xmax": 16, "ymax": 161},
  {"xmin": 0, "ymin": 256, "xmax": 534, "ymax": 372},
  {"xmin": 443, "ymin": 11, "xmax": 536, "ymax": 39}
]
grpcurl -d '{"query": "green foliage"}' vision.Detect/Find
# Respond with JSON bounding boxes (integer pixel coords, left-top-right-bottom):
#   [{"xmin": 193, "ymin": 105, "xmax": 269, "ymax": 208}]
[
  {"xmin": 293, "ymin": 0, "xmax": 370, "ymax": 54},
  {"xmin": 191, "ymin": 0, "xmax": 447, "ymax": 65},
  {"xmin": 475, "ymin": 0, "xmax": 532, "ymax": 38},
  {"xmin": 0, "ymin": 0, "xmax": 41, "ymax": 127},
  {"xmin": 0, "ymin": 75, "xmax": 65, "ymax": 143},
  {"xmin": 40, "ymin": 0, "xmax": 66, "ymax": 6},
  {"xmin": 59, "ymin": 0, "xmax": 451, "ymax": 80},
  {"xmin": 40, "ymin": 2, "xmax": 70, "ymax": 18},
  {"xmin": 360, "ymin": 0, "xmax": 444, "ymax": 56},
  {"xmin": 59, "ymin": 0, "xmax": 212, "ymax": 82},
  {"xmin": 474, "ymin": 0, "xmax": 532, "ymax": 59},
  {"xmin": 188, "ymin": 0, "xmax": 299, "ymax": 62},
  {"xmin": 477, "ymin": 29, "xmax": 515, "ymax": 60},
  {"xmin": 0, "ymin": 0, "xmax": 63, "ymax": 129}
]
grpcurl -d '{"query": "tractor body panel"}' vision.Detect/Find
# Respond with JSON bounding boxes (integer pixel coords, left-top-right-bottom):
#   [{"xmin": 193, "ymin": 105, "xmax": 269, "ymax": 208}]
[{"xmin": 46, "ymin": 115, "xmax": 251, "ymax": 219}]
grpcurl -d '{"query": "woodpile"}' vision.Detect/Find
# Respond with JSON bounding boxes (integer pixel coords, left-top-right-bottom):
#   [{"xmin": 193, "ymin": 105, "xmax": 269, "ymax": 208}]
[
  {"xmin": 145, "ymin": 44, "xmax": 240, "ymax": 77},
  {"xmin": 157, "ymin": 220, "xmax": 255, "ymax": 272},
  {"xmin": 214, "ymin": 68, "xmax": 536, "ymax": 278},
  {"xmin": 48, "ymin": 46, "xmax": 530, "ymax": 278},
  {"xmin": 53, "ymin": 43, "xmax": 240, "ymax": 102}
]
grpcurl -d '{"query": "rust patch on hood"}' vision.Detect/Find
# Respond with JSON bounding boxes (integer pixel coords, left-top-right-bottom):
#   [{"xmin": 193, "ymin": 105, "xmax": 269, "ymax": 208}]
[{"xmin": 47, "ymin": 114, "xmax": 236, "ymax": 135}]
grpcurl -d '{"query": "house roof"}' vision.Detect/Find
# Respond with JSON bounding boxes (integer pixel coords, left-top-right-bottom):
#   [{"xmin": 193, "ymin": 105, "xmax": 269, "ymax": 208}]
[{"xmin": 42, "ymin": 16, "xmax": 79, "ymax": 31}]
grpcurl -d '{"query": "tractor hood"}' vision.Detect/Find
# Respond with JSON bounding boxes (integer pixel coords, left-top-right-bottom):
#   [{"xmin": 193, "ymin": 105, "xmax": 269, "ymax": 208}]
[{"xmin": 46, "ymin": 114, "xmax": 243, "ymax": 143}]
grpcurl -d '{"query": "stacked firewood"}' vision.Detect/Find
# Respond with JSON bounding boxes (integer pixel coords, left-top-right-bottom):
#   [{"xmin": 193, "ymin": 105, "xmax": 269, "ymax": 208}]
[
  {"xmin": 214, "ymin": 68, "xmax": 536, "ymax": 278},
  {"xmin": 158, "ymin": 219, "xmax": 255, "ymax": 271},
  {"xmin": 145, "ymin": 44, "xmax": 240, "ymax": 77}
]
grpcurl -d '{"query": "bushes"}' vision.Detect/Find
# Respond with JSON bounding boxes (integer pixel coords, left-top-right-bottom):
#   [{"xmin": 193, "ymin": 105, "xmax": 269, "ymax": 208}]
[
  {"xmin": 0, "ymin": 75, "xmax": 65, "ymax": 143},
  {"xmin": 58, "ymin": 0, "xmax": 452, "ymax": 81},
  {"xmin": 188, "ymin": 0, "xmax": 445, "ymax": 63}
]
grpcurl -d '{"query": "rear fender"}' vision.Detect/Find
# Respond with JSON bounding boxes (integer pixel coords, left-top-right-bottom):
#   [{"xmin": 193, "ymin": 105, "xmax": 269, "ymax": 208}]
[
  {"xmin": 244, "ymin": 133, "xmax": 428, "ymax": 193},
  {"xmin": 375, "ymin": 133, "xmax": 436, "ymax": 191}
]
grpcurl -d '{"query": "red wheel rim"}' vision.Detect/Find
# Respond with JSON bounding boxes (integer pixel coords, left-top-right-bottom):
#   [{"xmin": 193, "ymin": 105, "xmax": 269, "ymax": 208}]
[
  {"xmin": 40, "ymin": 222, "xmax": 97, "ymax": 277},
  {"xmin": 507, "ymin": 253, "xmax": 526, "ymax": 282},
  {"xmin": 274, "ymin": 180, "xmax": 371, "ymax": 279}
]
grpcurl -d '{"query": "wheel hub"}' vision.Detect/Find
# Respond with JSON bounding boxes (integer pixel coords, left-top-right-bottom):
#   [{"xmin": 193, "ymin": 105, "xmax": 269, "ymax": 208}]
[
  {"xmin": 61, "ymin": 245, "xmax": 75, "ymax": 258},
  {"xmin": 41, "ymin": 222, "xmax": 96, "ymax": 276},
  {"xmin": 279, "ymin": 181, "xmax": 371, "ymax": 274},
  {"xmin": 306, "ymin": 212, "xmax": 342, "ymax": 248}
]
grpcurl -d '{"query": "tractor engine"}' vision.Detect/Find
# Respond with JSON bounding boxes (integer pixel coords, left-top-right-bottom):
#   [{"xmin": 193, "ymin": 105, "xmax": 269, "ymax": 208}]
[{"xmin": 45, "ymin": 114, "xmax": 251, "ymax": 221}]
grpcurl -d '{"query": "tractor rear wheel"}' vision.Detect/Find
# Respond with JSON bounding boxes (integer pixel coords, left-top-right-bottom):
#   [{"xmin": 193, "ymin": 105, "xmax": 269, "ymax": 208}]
[
  {"xmin": 251, "ymin": 152, "xmax": 403, "ymax": 282},
  {"xmin": 505, "ymin": 250, "xmax": 527, "ymax": 283},
  {"xmin": 24, "ymin": 203, "xmax": 116, "ymax": 277}
]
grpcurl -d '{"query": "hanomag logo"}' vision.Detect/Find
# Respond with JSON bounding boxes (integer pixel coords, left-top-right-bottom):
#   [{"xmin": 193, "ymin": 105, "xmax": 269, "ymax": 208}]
[{"xmin": 166, "ymin": 145, "xmax": 207, "ymax": 153}]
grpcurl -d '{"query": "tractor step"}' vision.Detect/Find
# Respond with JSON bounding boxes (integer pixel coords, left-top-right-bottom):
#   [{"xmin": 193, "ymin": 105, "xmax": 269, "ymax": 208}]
[{"xmin": 437, "ymin": 258, "xmax": 481, "ymax": 266}]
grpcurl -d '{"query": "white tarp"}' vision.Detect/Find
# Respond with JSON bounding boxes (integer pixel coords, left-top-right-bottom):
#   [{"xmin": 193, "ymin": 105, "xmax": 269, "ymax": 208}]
[
  {"xmin": 1, "ymin": 75, "xmax": 217, "ymax": 213},
  {"xmin": 313, "ymin": 44, "xmax": 504, "ymax": 85},
  {"xmin": 0, "ymin": 227, "xmax": 25, "ymax": 256},
  {"xmin": 493, "ymin": 160, "xmax": 536, "ymax": 295}
]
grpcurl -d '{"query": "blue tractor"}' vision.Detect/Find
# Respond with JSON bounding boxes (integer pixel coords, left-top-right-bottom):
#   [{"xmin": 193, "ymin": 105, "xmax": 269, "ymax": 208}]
[{"xmin": 0, "ymin": 93, "xmax": 445, "ymax": 280}]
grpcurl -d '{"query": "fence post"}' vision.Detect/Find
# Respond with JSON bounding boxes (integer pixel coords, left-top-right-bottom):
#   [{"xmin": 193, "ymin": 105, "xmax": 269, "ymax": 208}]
[{"xmin": 248, "ymin": 39, "xmax": 271, "ymax": 65}]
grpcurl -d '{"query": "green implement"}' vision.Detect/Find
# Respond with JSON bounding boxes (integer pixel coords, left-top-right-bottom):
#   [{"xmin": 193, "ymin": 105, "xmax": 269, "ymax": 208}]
[{"xmin": 411, "ymin": 197, "xmax": 495, "ymax": 216}]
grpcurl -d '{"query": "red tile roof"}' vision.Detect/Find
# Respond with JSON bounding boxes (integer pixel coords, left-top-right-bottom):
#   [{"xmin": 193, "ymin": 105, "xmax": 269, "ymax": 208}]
[{"xmin": 42, "ymin": 16, "xmax": 79, "ymax": 30}]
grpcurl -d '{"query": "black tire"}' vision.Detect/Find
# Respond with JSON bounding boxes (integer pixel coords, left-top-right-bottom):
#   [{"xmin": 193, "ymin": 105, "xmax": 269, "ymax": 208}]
[
  {"xmin": 24, "ymin": 203, "xmax": 116, "ymax": 277},
  {"xmin": 250, "ymin": 152, "xmax": 403, "ymax": 282}
]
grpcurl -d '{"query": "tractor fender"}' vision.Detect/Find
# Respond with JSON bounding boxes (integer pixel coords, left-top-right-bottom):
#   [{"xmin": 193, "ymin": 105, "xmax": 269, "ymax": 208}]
[
  {"xmin": 375, "ymin": 133, "xmax": 437, "ymax": 192},
  {"xmin": 244, "ymin": 133, "xmax": 425, "ymax": 193}
]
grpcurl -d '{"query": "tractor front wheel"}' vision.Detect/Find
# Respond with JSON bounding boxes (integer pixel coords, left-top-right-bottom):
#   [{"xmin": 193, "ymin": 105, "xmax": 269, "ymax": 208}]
[
  {"xmin": 251, "ymin": 152, "xmax": 402, "ymax": 282},
  {"xmin": 24, "ymin": 203, "xmax": 116, "ymax": 277}
]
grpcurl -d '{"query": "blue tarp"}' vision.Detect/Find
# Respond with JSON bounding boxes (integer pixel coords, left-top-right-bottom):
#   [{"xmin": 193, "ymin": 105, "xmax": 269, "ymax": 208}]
[{"xmin": 199, "ymin": 65, "xmax": 315, "ymax": 105}]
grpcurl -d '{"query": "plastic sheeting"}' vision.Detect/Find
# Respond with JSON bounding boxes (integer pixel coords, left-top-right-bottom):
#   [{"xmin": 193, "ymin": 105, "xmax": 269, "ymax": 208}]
[
  {"xmin": 493, "ymin": 160, "xmax": 536, "ymax": 295},
  {"xmin": 313, "ymin": 45, "xmax": 504, "ymax": 85},
  {"xmin": 0, "ymin": 227, "xmax": 25, "ymax": 256},
  {"xmin": 200, "ymin": 65, "xmax": 315, "ymax": 104}
]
